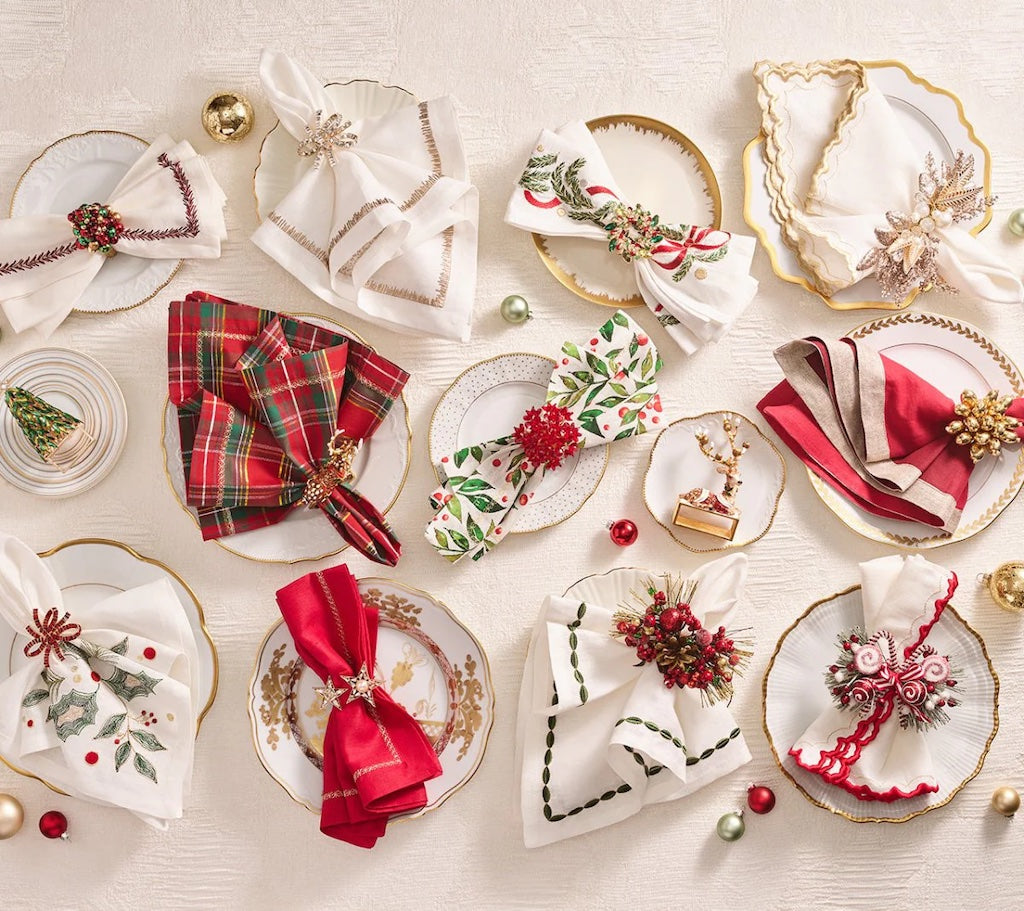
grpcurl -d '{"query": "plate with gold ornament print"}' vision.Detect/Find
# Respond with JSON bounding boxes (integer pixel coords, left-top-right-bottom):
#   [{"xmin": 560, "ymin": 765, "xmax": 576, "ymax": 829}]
[
  {"xmin": 248, "ymin": 578, "xmax": 493, "ymax": 817},
  {"xmin": 533, "ymin": 114, "xmax": 723, "ymax": 308}
]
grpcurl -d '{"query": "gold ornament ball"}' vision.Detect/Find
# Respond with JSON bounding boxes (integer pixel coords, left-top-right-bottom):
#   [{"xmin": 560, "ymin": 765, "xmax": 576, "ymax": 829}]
[
  {"xmin": 991, "ymin": 786, "xmax": 1020, "ymax": 817},
  {"xmin": 1008, "ymin": 209, "xmax": 1024, "ymax": 238},
  {"xmin": 201, "ymin": 91, "xmax": 254, "ymax": 143},
  {"xmin": 0, "ymin": 793, "xmax": 24, "ymax": 840},
  {"xmin": 983, "ymin": 562, "xmax": 1024, "ymax": 613}
]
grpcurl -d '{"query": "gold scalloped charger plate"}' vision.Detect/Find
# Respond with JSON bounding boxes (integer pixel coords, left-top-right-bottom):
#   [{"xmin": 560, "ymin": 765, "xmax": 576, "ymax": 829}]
[
  {"xmin": 533, "ymin": 114, "xmax": 722, "ymax": 308},
  {"xmin": 807, "ymin": 312, "xmax": 1024, "ymax": 548},
  {"xmin": 643, "ymin": 411, "xmax": 786, "ymax": 553},
  {"xmin": 0, "ymin": 538, "xmax": 219, "ymax": 789},
  {"xmin": 763, "ymin": 585, "xmax": 998, "ymax": 822},
  {"xmin": 160, "ymin": 312, "xmax": 411, "ymax": 563},
  {"xmin": 248, "ymin": 578, "xmax": 494, "ymax": 820},
  {"xmin": 9, "ymin": 131, "xmax": 182, "ymax": 314},
  {"xmin": 743, "ymin": 60, "xmax": 992, "ymax": 311}
]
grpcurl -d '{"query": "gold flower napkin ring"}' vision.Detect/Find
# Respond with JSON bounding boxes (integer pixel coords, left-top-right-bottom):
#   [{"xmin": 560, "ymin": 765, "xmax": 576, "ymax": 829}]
[
  {"xmin": 298, "ymin": 430, "xmax": 359, "ymax": 508},
  {"xmin": 945, "ymin": 389, "xmax": 1020, "ymax": 463},
  {"xmin": 296, "ymin": 111, "xmax": 358, "ymax": 167}
]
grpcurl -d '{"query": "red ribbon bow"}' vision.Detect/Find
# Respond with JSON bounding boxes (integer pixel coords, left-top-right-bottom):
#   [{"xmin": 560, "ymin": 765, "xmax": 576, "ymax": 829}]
[
  {"xmin": 275, "ymin": 565, "xmax": 442, "ymax": 848},
  {"xmin": 24, "ymin": 608, "xmax": 82, "ymax": 668}
]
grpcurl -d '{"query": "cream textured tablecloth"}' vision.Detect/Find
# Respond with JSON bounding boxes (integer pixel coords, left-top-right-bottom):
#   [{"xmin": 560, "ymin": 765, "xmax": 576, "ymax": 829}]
[{"xmin": 2, "ymin": 2, "xmax": 1024, "ymax": 909}]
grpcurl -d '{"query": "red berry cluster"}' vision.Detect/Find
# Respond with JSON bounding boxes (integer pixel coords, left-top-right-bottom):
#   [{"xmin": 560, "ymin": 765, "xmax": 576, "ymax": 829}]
[
  {"xmin": 67, "ymin": 202, "xmax": 124, "ymax": 255},
  {"xmin": 513, "ymin": 403, "xmax": 581, "ymax": 470}
]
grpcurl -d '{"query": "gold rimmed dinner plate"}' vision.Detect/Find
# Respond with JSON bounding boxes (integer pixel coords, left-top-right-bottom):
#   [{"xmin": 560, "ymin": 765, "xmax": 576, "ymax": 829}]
[
  {"xmin": 743, "ymin": 59, "xmax": 992, "ymax": 311},
  {"xmin": 532, "ymin": 114, "xmax": 723, "ymax": 308},
  {"xmin": 248, "ymin": 578, "xmax": 494, "ymax": 820},
  {"xmin": 0, "ymin": 538, "xmax": 219, "ymax": 791},
  {"xmin": 160, "ymin": 312, "xmax": 412, "ymax": 564},
  {"xmin": 762, "ymin": 584, "xmax": 998, "ymax": 823}
]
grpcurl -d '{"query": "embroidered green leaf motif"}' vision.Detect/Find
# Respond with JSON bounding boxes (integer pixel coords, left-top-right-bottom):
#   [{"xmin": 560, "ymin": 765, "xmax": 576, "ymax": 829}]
[
  {"xmin": 614, "ymin": 717, "xmax": 687, "ymax": 753},
  {"xmin": 21, "ymin": 689, "xmax": 49, "ymax": 708},
  {"xmin": 94, "ymin": 713, "xmax": 127, "ymax": 739},
  {"xmin": 133, "ymin": 752, "xmax": 158, "ymax": 784},
  {"xmin": 110, "ymin": 637, "xmax": 129, "ymax": 657},
  {"xmin": 115, "ymin": 741, "xmax": 132, "ymax": 771},
  {"xmin": 130, "ymin": 730, "xmax": 166, "ymax": 752},
  {"xmin": 104, "ymin": 667, "xmax": 159, "ymax": 701},
  {"xmin": 47, "ymin": 689, "xmax": 98, "ymax": 741}
]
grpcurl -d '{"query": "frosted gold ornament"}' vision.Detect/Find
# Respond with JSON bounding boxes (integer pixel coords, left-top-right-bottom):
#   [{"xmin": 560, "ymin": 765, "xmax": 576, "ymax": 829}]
[
  {"xmin": 991, "ymin": 786, "xmax": 1020, "ymax": 817},
  {"xmin": 0, "ymin": 793, "xmax": 24, "ymax": 839},
  {"xmin": 979, "ymin": 562, "xmax": 1024, "ymax": 613},
  {"xmin": 201, "ymin": 91, "xmax": 254, "ymax": 143}
]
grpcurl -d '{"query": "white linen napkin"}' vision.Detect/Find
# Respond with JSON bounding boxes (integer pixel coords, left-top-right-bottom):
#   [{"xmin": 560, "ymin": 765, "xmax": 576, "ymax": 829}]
[
  {"xmin": 0, "ymin": 535, "xmax": 200, "ymax": 826},
  {"xmin": 0, "ymin": 135, "xmax": 226, "ymax": 336},
  {"xmin": 753, "ymin": 59, "xmax": 1022, "ymax": 303},
  {"xmin": 790, "ymin": 554, "xmax": 955, "ymax": 801},
  {"xmin": 516, "ymin": 553, "xmax": 751, "ymax": 847},
  {"xmin": 252, "ymin": 50, "xmax": 479, "ymax": 341},
  {"xmin": 505, "ymin": 121, "xmax": 758, "ymax": 354}
]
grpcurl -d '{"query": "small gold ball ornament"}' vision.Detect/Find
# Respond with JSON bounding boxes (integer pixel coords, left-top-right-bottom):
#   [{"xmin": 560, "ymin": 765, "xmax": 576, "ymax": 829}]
[
  {"xmin": 1008, "ymin": 208, "xmax": 1024, "ymax": 238},
  {"xmin": 0, "ymin": 793, "xmax": 25, "ymax": 839},
  {"xmin": 991, "ymin": 786, "xmax": 1020, "ymax": 817},
  {"xmin": 201, "ymin": 91, "xmax": 254, "ymax": 143},
  {"xmin": 980, "ymin": 562, "xmax": 1024, "ymax": 613}
]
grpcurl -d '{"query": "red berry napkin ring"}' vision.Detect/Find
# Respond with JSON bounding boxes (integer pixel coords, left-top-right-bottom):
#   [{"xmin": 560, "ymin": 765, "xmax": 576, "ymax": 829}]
[{"xmin": 67, "ymin": 203, "xmax": 124, "ymax": 256}]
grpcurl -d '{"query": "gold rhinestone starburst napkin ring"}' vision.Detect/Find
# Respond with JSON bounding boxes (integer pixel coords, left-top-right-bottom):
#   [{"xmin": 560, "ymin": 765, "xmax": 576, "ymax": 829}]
[{"xmin": 296, "ymin": 110, "xmax": 358, "ymax": 167}]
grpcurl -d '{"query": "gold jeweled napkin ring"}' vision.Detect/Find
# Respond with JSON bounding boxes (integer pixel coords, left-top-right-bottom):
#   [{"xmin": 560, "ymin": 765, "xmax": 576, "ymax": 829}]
[{"xmin": 298, "ymin": 430, "xmax": 359, "ymax": 508}]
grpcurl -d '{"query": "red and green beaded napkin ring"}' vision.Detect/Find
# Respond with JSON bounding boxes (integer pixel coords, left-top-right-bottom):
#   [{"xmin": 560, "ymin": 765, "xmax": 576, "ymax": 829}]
[{"xmin": 68, "ymin": 203, "xmax": 124, "ymax": 256}]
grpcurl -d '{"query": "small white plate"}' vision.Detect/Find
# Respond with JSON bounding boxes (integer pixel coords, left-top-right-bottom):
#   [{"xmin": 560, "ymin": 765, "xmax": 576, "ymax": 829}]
[
  {"xmin": 428, "ymin": 353, "xmax": 609, "ymax": 534},
  {"xmin": 808, "ymin": 312, "xmax": 1024, "ymax": 547},
  {"xmin": 9, "ymin": 131, "xmax": 182, "ymax": 314},
  {"xmin": 644, "ymin": 411, "xmax": 786, "ymax": 552},
  {"xmin": 248, "ymin": 578, "xmax": 494, "ymax": 819},
  {"xmin": 254, "ymin": 80, "xmax": 418, "ymax": 221},
  {"xmin": 0, "ymin": 347, "xmax": 127, "ymax": 498},
  {"xmin": 0, "ymin": 538, "xmax": 219, "ymax": 788},
  {"xmin": 161, "ymin": 312, "xmax": 411, "ymax": 564},
  {"xmin": 743, "ymin": 60, "xmax": 991, "ymax": 311},
  {"xmin": 534, "ymin": 114, "xmax": 722, "ymax": 308},
  {"xmin": 763, "ymin": 584, "xmax": 997, "ymax": 822}
]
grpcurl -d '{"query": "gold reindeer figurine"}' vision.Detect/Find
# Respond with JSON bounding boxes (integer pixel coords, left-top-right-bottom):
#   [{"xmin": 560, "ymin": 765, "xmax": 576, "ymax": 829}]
[{"xmin": 673, "ymin": 416, "xmax": 749, "ymax": 541}]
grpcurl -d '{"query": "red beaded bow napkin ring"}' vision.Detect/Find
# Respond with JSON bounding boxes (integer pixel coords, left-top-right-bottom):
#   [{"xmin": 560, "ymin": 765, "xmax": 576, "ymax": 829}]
[{"xmin": 23, "ymin": 608, "xmax": 82, "ymax": 668}]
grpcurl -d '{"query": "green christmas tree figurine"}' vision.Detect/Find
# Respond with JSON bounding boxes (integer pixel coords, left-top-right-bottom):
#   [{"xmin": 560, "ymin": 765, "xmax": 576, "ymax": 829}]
[{"xmin": 2, "ymin": 384, "xmax": 94, "ymax": 472}]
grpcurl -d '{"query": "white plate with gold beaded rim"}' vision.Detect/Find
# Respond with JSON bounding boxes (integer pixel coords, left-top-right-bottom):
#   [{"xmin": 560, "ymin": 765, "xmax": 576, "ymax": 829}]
[
  {"xmin": 0, "ymin": 538, "xmax": 219, "ymax": 790},
  {"xmin": 643, "ymin": 411, "xmax": 786, "ymax": 553},
  {"xmin": 742, "ymin": 60, "xmax": 992, "ymax": 312},
  {"xmin": 762, "ymin": 584, "xmax": 998, "ymax": 823},
  {"xmin": 0, "ymin": 347, "xmax": 127, "ymax": 498},
  {"xmin": 160, "ymin": 312, "xmax": 412, "ymax": 564},
  {"xmin": 248, "ymin": 578, "xmax": 494, "ymax": 818},
  {"xmin": 428, "ymin": 353, "xmax": 609, "ymax": 535},
  {"xmin": 254, "ymin": 80, "xmax": 418, "ymax": 221},
  {"xmin": 807, "ymin": 312, "xmax": 1024, "ymax": 548},
  {"xmin": 9, "ymin": 131, "xmax": 182, "ymax": 314},
  {"xmin": 532, "ymin": 114, "xmax": 723, "ymax": 308}
]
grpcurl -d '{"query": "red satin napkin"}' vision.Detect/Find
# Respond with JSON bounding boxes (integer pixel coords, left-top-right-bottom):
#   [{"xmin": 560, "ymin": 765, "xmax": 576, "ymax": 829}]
[{"xmin": 276, "ymin": 565, "xmax": 442, "ymax": 847}]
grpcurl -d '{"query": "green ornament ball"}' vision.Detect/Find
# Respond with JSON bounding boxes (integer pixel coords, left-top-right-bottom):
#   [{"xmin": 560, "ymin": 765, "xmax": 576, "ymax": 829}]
[
  {"xmin": 716, "ymin": 810, "xmax": 745, "ymax": 842},
  {"xmin": 1009, "ymin": 208, "xmax": 1024, "ymax": 238},
  {"xmin": 500, "ymin": 294, "xmax": 531, "ymax": 324}
]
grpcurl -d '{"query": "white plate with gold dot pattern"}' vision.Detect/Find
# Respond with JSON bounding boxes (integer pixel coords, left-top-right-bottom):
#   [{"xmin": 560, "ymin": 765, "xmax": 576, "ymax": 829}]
[
  {"xmin": 248, "ymin": 578, "xmax": 493, "ymax": 818},
  {"xmin": 0, "ymin": 347, "xmax": 127, "ymax": 498}
]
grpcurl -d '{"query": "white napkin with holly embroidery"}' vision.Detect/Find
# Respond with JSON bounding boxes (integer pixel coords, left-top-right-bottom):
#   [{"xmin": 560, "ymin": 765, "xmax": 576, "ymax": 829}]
[
  {"xmin": 0, "ymin": 535, "xmax": 199, "ymax": 827},
  {"xmin": 515, "ymin": 554, "xmax": 751, "ymax": 847}
]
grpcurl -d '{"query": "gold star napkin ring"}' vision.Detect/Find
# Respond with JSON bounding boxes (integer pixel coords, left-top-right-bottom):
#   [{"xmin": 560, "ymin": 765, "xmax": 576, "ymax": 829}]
[{"xmin": 298, "ymin": 430, "xmax": 359, "ymax": 508}]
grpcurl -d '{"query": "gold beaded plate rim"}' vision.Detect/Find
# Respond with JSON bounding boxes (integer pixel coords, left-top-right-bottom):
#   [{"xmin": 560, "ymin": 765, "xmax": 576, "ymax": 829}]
[
  {"xmin": 531, "ymin": 113, "xmax": 724, "ymax": 309},
  {"xmin": 9, "ymin": 129, "xmax": 184, "ymax": 315},
  {"xmin": 761, "ymin": 584, "xmax": 999, "ymax": 823},
  {"xmin": 159, "ymin": 311, "xmax": 413, "ymax": 565},
  {"xmin": 805, "ymin": 311, "xmax": 1024, "ymax": 548},
  {"xmin": 741, "ymin": 59, "xmax": 992, "ymax": 312},
  {"xmin": 0, "ymin": 537, "xmax": 220, "ymax": 793},
  {"xmin": 246, "ymin": 577, "xmax": 495, "ymax": 823}
]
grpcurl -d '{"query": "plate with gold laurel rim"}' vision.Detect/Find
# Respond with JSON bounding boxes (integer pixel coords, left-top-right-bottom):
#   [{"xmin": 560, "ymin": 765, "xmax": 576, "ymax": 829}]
[
  {"xmin": 8, "ymin": 131, "xmax": 182, "ymax": 314},
  {"xmin": 762, "ymin": 584, "xmax": 998, "ymax": 823},
  {"xmin": 0, "ymin": 538, "xmax": 219, "ymax": 790},
  {"xmin": 806, "ymin": 312, "xmax": 1024, "ymax": 548},
  {"xmin": 532, "ymin": 114, "xmax": 723, "ymax": 308},
  {"xmin": 742, "ymin": 60, "xmax": 992, "ymax": 311},
  {"xmin": 428, "ymin": 353, "xmax": 610, "ymax": 535},
  {"xmin": 0, "ymin": 347, "xmax": 128, "ymax": 498},
  {"xmin": 160, "ymin": 312, "xmax": 412, "ymax": 564},
  {"xmin": 643, "ymin": 411, "xmax": 786, "ymax": 553},
  {"xmin": 248, "ymin": 578, "xmax": 494, "ymax": 818},
  {"xmin": 254, "ymin": 80, "xmax": 418, "ymax": 221}
]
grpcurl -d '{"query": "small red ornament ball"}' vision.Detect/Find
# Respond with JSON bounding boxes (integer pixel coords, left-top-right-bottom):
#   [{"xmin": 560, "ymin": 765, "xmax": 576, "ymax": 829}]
[
  {"xmin": 38, "ymin": 810, "xmax": 68, "ymax": 840},
  {"xmin": 747, "ymin": 784, "xmax": 776, "ymax": 815},
  {"xmin": 659, "ymin": 607, "xmax": 683, "ymax": 632},
  {"xmin": 609, "ymin": 519, "xmax": 638, "ymax": 547}
]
